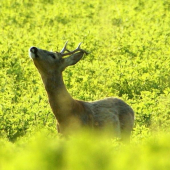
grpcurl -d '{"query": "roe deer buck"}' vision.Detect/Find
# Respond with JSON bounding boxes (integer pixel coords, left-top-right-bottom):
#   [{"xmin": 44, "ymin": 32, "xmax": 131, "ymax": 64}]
[{"xmin": 29, "ymin": 42, "xmax": 134, "ymax": 140}]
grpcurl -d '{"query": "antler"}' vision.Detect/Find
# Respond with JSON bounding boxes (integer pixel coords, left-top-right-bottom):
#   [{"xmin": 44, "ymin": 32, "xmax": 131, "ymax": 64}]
[
  {"xmin": 59, "ymin": 42, "xmax": 88, "ymax": 57},
  {"xmin": 60, "ymin": 41, "xmax": 70, "ymax": 54}
]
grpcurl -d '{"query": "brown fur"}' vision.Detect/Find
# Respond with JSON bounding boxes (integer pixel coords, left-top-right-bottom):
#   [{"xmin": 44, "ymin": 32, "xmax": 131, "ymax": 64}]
[{"xmin": 29, "ymin": 45, "xmax": 134, "ymax": 140}]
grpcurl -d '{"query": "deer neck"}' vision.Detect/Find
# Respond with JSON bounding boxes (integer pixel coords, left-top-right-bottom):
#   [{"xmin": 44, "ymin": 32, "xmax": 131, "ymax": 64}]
[{"xmin": 41, "ymin": 72, "xmax": 74, "ymax": 122}]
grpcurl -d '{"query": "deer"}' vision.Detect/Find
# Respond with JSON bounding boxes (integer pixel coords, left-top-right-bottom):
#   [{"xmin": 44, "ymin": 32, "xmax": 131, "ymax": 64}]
[{"xmin": 29, "ymin": 42, "xmax": 134, "ymax": 140}]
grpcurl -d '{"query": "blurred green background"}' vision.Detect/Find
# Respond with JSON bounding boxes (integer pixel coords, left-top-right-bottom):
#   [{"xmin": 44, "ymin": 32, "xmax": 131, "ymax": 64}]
[{"xmin": 1, "ymin": 0, "xmax": 170, "ymax": 169}]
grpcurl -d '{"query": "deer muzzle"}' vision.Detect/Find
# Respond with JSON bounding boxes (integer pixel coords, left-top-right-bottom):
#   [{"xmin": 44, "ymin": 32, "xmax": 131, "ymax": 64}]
[{"xmin": 29, "ymin": 47, "xmax": 39, "ymax": 59}]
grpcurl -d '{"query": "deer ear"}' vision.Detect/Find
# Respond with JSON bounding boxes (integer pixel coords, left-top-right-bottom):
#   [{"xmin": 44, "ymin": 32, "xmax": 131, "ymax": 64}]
[{"xmin": 64, "ymin": 52, "xmax": 84, "ymax": 67}]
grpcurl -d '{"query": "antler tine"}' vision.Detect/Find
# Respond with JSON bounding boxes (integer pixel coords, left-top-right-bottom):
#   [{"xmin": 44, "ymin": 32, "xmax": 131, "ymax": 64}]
[
  {"xmin": 60, "ymin": 42, "xmax": 88, "ymax": 57},
  {"xmin": 76, "ymin": 42, "xmax": 89, "ymax": 55},
  {"xmin": 60, "ymin": 41, "xmax": 69, "ymax": 54},
  {"xmin": 76, "ymin": 42, "xmax": 82, "ymax": 50}
]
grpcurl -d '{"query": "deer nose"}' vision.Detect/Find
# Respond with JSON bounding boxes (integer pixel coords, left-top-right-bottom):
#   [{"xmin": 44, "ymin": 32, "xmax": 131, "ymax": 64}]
[{"xmin": 30, "ymin": 47, "xmax": 38, "ymax": 54}]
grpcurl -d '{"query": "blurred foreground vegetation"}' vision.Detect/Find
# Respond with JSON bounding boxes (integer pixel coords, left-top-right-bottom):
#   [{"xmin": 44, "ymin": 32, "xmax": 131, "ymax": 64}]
[
  {"xmin": 1, "ymin": 130, "xmax": 170, "ymax": 170},
  {"xmin": 1, "ymin": 0, "xmax": 170, "ymax": 169}
]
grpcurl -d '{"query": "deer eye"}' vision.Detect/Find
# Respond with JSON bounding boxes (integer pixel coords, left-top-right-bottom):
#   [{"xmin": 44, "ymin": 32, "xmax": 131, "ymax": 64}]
[{"xmin": 50, "ymin": 54, "xmax": 56, "ymax": 59}]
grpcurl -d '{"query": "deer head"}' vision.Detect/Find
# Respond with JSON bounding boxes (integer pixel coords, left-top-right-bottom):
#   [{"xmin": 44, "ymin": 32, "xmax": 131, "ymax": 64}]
[{"xmin": 29, "ymin": 42, "xmax": 88, "ymax": 77}]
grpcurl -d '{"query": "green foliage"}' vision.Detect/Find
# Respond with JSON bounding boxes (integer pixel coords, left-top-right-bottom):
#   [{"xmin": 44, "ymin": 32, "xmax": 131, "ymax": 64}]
[
  {"xmin": 1, "ymin": 130, "xmax": 170, "ymax": 170},
  {"xmin": 1, "ymin": 0, "xmax": 170, "ymax": 168}
]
